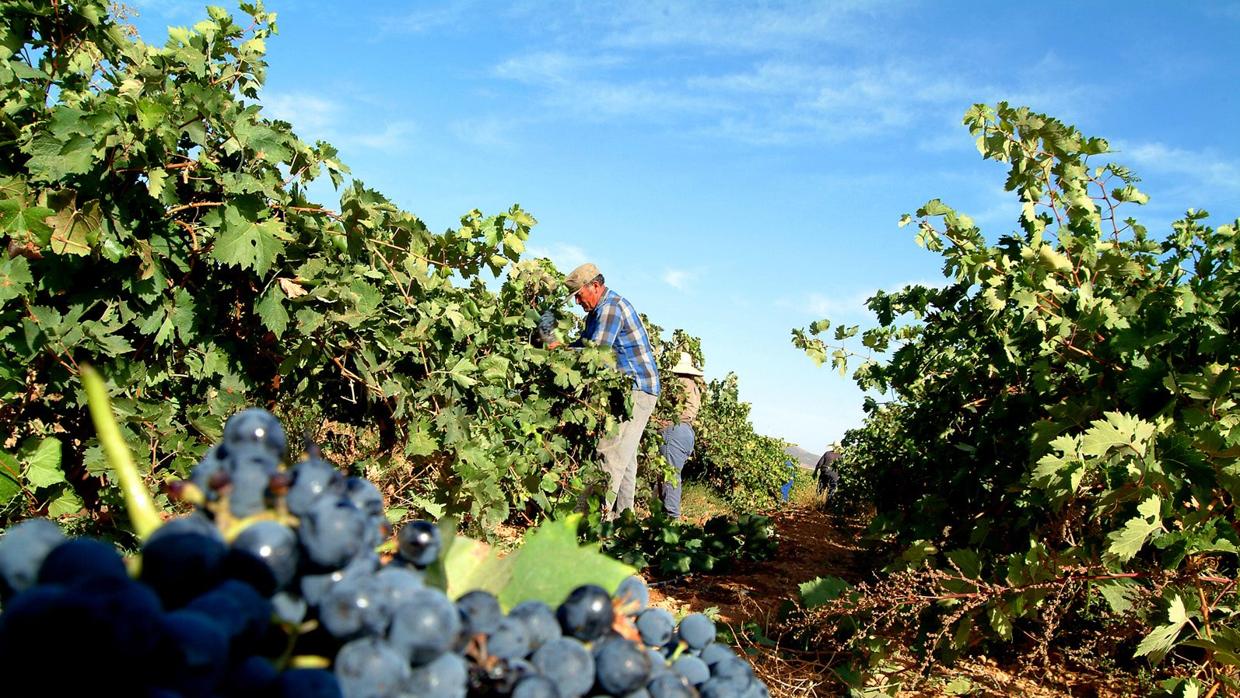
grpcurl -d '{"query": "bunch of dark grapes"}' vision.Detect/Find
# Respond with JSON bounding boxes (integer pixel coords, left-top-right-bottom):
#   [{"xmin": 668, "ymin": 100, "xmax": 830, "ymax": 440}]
[{"xmin": 0, "ymin": 408, "xmax": 769, "ymax": 697}]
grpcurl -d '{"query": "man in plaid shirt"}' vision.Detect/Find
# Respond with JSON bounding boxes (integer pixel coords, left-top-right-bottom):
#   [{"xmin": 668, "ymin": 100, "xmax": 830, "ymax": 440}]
[{"xmin": 552, "ymin": 263, "xmax": 661, "ymax": 517}]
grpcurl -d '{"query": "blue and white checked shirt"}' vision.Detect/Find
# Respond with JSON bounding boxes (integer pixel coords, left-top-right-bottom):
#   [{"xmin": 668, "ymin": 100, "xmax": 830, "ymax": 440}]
[{"xmin": 575, "ymin": 289, "xmax": 661, "ymax": 396}]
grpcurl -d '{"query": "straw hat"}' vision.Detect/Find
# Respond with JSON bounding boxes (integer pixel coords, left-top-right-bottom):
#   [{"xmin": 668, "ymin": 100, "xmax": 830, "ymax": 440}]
[
  {"xmin": 670, "ymin": 351, "xmax": 703, "ymax": 377},
  {"xmin": 564, "ymin": 263, "xmax": 601, "ymax": 292}
]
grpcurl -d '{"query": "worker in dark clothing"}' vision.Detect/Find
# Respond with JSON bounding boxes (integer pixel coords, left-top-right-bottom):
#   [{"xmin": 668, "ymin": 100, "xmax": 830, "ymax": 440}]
[{"xmin": 814, "ymin": 447, "xmax": 841, "ymax": 498}]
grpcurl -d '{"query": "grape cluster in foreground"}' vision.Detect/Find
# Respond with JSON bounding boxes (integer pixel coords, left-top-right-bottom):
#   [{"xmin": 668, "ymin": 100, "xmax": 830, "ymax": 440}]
[{"xmin": 0, "ymin": 408, "xmax": 769, "ymax": 697}]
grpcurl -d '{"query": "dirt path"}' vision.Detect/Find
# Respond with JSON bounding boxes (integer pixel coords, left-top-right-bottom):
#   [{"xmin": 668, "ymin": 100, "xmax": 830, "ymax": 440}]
[
  {"xmin": 646, "ymin": 504, "xmax": 1139, "ymax": 697},
  {"xmin": 647, "ymin": 506, "xmax": 864, "ymax": 696}
]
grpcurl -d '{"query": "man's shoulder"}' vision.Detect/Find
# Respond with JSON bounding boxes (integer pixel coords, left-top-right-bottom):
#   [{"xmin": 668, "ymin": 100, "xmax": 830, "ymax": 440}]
[{"xmin": 605, "ymin": 290, "xmax": 639, "ymax": 314}]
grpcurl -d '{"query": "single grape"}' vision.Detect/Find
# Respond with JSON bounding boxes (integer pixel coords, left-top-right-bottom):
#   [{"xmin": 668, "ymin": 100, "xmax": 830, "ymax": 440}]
[
  {"xmin": 231, "ymin": 520, "xmax": 299, "ymax": 591},
  {"xmin": 151, "ymin": 609, "xmax": 230, "ymax": 696},
  {"xmin": 272, "ymin": 590, "xmax": 308, "ymax": 625},
  {"xmin": 699, "ymin": 676, "xmax": 752, "ymax": 698},
  {"xmin": 594, "ymin": 637, "xmax": 652, "ymax": 695},
  {"xmin": 556, "ymin": 584, "xmax": 613, "ymax": 641},
  {"xmin": 334, "ymin": 637, "xmax": 411, "ymax": 698},
  {"xmin": 223, "ymin": 407, "xmax": 288, "ymax": 460},
  {"xmin": 147, "ymin": 511, "xmax": 220, "ymax": 543},
  {"xmin": 513, "ymin": 674, "xmax": 561, "ymax": 698},
  {"xmin": 388, "ymin": 587, "xmax": 462, "ymax": 665},
  {"xmin": 636, "ymin": 608, "xmax": 675, "ymax": 647},
  {"xmin": 274, "ymin": 669, "xmax": 343, "ymax": 698},
  {"xmin": 0, "ymin": 518, "xmax": 65, "ymax": 600},
  {"xmin": 221, "ymin": 655, "xmax": 278, "ymax": 698},
  {"xmin": 299, "ymin": 496, "xmax": 367, "ymax": 569},
  {"xmin": 140, "ymin": 531, "xmax": 227, "ymax": 608},
  {"xmin": 286, "ymin": 456, "xmax": 345, "ymax": 516},
  {"xmin": 711, "ymin": 656, "xmax": 753, "ymax": 682},
  {"xmin": 226, "ymin": 460, "xmax": 274, "ymax": 518},
  {"xmin": 646, "ymin": 648, "xmax": 670, "ymax": 676},
  {"xmin": 190, "ymin": 444, "xmax": 228, "ymax": 497},
  {"xmin": 487, "ymin": 615, "xmax": 532, "ymax": 660},
  {"xmin": 299, "ymin": 553, "xmax": 378, "ymax": 606},
  {"xmin": 647, "ymin": 673, "xmax": 697, "ymax": 698},
  {"xmin": 698, "ymin": 643, "xmax": 737, "ymax": 668},
  {"xmin": 457, "ymin": 589, "xmax": 502, "ymax": 636},
  {"xmin": 671, "ymin": 655, "xmax": 710, "ymax": 686},
  {"xmin": 364, "ymin": 565, "xmax": 423, "ymax": 633},
  {"xmin": 344, "ymin": 476, "xmax": 384, "ymax": 519},
  {"xmin": 396, "ymin": 520, "xmax": 441, "ymax": 568},
  {"xmin": 509, "ymin": 600, "xmax": 562, "ymax": 651},
  {"xmin": 37, "ymin": 537, "xmax": 128, "ymax": 586},
  {"xmin": 404, "ymin": 650, "xmax": 467, "ymax": 698},
  {"xmin": 186, "ymin": 579, "xmax": 272, "ymax": 650},
  {"xmin": 615, "ymin": 575, "xmax": 649, "ymax": 614},
  {"xmin": 676, "ymin": 613, "xmax": 716, "ymax": 650},
  {"xmin": 531, "ymin": 637, "xmax": 595, "ymax": 698},
  {"xmin": 319, "ymin": 574, "xmax": 374, "ymax": 639}
]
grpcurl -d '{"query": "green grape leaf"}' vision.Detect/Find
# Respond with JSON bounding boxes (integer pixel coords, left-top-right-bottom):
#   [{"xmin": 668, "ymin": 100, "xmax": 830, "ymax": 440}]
[
  {"xmin": 988, "ymin": 603, "xmax": 1014, "ymax": 641},
  {"xmin": 441, "ymin": 530, "xmax": 514, "ymax": 601},
  {"xmin": 1095, "ymin": 578, "xmax": 1139, "ymax": 614},
  {"xmin": 798, "ymin": 575, "xmax": 850, "ymax": 610},
  {"xmin": 433, "ymin": 515, "xmax": 635, "ymax": 611},
  {"xmin": 1105, "ymin": 495, "xmax": 1163, "ymax": 563},
  {"xmin": 44, "ymin": 195, "xmax": 102, "ymax": 256},
  {"xmin": 211, "ymin": 204, "xmax": 289, "ymax": 276},
  {"xmin": 0, "ymin": 256, "xmax": 34, "ymax": 303},
  {"xmin": 1080, "ymin": 411, "xmax": 1156, "ymax": 458},
  {"xmin": 0, "ymin": 450, "xmax": 22, "ymax": 506},
  {"xmin": 498, "ymin": 515, "xmax": 635, "ymax": 610},
  {"xmin": 0, "ymin": 199, "xmax": 55, "ymax": 241},
  {"xmin": 1135, "ymin": 595, "xmax": 1190, "ymax": 663},
  {"xmin": 256, "ymin": 285, "xmax": 290, "ymax": 337},
  {"xmin": 25, "ymin": 134, "xmax": 95, "ymax": 180},
  {"xmin": 23, "ymin": 438, "xmax": 64, "ymax": 488},
  {"xmin": 47, "ymin": 486, "xmax": 84, "ymax": 518}
]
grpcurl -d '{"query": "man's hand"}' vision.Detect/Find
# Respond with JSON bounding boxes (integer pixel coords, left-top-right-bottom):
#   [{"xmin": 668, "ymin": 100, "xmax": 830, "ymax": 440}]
[{"xmin": 538, "ymin": 309, "xmax": 558, "ymax": 347}]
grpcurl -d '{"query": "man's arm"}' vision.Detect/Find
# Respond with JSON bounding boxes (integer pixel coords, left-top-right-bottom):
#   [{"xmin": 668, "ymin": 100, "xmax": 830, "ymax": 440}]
[{"xmin": 579, "ymin": 302, "xmax": 622, "ymax": 347}]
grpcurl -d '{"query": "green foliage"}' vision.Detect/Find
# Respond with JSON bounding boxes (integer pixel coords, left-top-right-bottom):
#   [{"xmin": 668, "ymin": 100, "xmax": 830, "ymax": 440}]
[
  {"xmin": 0, "ymin": 0, "xmax": 630, "ymax": 532},
  {"xmin": 580, "ymin": 502, "xmax": 777, "ymax": 579},
  {"xmin": 431, "ymin": 514, "xmax": 636, "ymax": 610},
  {"xmin": 689, "ymin": 373, "xmax": 794, "ymax": 508},
  {"xmin": 794, "ymin": 103, "xmax": 1240, "ymax": 688}
]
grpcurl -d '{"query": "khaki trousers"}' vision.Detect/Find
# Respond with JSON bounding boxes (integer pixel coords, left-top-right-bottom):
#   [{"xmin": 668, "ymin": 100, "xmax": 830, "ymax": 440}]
[{"xmin": 598, "ymin": 389, "xmax": 658, "ymax": 515}]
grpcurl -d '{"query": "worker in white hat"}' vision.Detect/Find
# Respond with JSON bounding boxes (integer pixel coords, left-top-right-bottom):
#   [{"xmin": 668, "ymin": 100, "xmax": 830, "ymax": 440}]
[
  {"xmin": 658, "ymin": 351, "xmax": 704, "ymax": 519},
  {"xmin": 555, "ymin": 263, "xmax": 661, "ymax": 518}
]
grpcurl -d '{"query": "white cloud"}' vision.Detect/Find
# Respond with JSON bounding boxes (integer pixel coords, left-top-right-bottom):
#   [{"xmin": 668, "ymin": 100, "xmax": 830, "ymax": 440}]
[
  {"xmin": 130, "ymin": 0, "xmax": 208, "ymax": 22},
  {"xmin": 352, "ymin": 122, "xmax": 417, "ymax": 150},
  {"xmin": 261, "ymin": 92, "xmax": 342, "ymax": 135},
  {"xmin": 576, "ymin": 0, "xmax": 898, "ymax": 53},
  {"xmin": 525, "ymin": 243, "xmax": 590, "ymax": 272},
  {"xmin": 662, "ymin": 268, "xmax": 696, "ymax": 289},
  {"xmin": 798, "ymin": 279, "xmax": 945, "ymax": 319},
  {"xmin": 804, "ymin": 290, "xmax": 873, "ymax": 319},
  {"xmin": 490, "ymin": 43, "xmax": 1093, "ymax": 146},
  {"xmin": 380, "ymin": 1, "xmax": 480, "ymax": 36},
  {"xmin": 1118, "ymin": 141, "xmax": 1240, "ymax": 194},
  {"xmin": 450, "ymin": 116, "xmax": 519, "ymax": 148},
  {"xmin": 259, "ymin": 91, "xmax": 415, "ymax": 152},
  {"xmin": 494, "ymin": 52, "xmax": 623, "ymax": 85}
]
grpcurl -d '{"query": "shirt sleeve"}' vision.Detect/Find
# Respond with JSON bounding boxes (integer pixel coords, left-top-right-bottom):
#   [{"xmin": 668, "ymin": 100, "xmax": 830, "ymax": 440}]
[
  {"xmin": 679, "ymin": 376, "xmax": 702, "ymax": 423},
  {"xmin": 583, "ymin": 301, "xmax": 622, "ymax": 347}
]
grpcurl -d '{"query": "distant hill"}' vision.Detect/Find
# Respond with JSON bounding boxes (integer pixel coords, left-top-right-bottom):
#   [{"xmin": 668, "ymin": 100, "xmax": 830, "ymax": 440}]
[{"xmin": 784, "ymin": 445, "xmax": 820, "ymax": 469}]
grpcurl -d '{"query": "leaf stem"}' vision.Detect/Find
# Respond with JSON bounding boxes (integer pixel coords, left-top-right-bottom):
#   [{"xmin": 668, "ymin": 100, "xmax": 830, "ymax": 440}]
[{"xmin": 81, "ymin": 364, "xmax": 162, "ymax": 540}]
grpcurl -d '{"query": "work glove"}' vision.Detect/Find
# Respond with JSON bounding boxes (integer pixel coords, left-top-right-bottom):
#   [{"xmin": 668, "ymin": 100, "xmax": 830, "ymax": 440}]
[{"xmin": 537, "ymin": 309, "xmax": 557, "ymax": 346}]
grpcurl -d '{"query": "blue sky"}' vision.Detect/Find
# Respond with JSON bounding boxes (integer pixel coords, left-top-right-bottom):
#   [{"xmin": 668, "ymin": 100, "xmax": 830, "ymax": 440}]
[{"xmin": 129, "ymin": 1, "xmax": 1240, "ymax": 451}]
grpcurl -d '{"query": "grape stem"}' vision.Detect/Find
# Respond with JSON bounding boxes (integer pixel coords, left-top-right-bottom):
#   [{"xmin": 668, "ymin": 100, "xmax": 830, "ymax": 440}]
[{"xmin": 81, "ymin": 364, "xmax": 163, "ymax": 540}]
